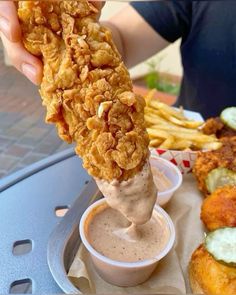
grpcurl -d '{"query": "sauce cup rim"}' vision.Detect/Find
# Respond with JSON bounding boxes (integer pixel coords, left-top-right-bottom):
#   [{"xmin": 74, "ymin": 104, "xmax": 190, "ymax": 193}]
[
  {"xmin": 79, "ymin": 198, "xmax": 175, "ymax": 268},
  {"xmin": 150, "ymin": 155, "xmax": 183, "ymax": 195}
]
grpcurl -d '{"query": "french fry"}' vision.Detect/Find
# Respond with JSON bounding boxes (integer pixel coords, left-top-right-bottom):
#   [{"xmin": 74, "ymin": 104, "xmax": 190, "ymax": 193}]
[
  {"xmin": 144, "ymin": 114, "xmax": 168, "ymax": 125},
  {"xmin": 159, "ymin": 109, "xmax": 203, "ymax": 128},
  {"xmin": 164, "ymin": 130, "xmax": 217, "ymax": 143},
  {"xmin": 144, "ymin": 107, "xmax": 163, "ymax": 117},
  {"xmin": 172, "ymin": 139, "xmax": 192, "ymax": 150},
  {"xmin": 144, "ymin": 89, "xmax": 220, "ymax": 151},
  {"xmin": 158, "ymin": 109, "xmax": 186, "ymax": 126},
  {"xmin": 159, "ymin": 135, "xmax": 175, "ymax": 149},
  {"xmin": 146, "ymin": 128, "xmax": 170, "ymax": 139},
  {"xmin": 149, "ymin": 138, "xmax": 163, "ymax": 147},
  {"xmin": 183, "ymin": 121, "xmax": 203, "ymax": 129},
  {"xmin": 192, "ymin": 141, "xmax": 223, "ymax": 150},
  {"xmin": 145, "ymin": 89, "xmax": 157, "ymax": 107},
  {"xmin": 151, "ymin": 124, "xmax": 199, "ymax": 134},
  {"xmin": 149, "ymin": 100, "xmax": 187, "ymax": 121}
]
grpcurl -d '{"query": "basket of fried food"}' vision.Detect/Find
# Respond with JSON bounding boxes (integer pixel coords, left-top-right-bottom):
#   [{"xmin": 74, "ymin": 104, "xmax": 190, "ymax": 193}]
[{"xmin": 144, "ymin": 90, "xmax": 222, "ymax": 173}]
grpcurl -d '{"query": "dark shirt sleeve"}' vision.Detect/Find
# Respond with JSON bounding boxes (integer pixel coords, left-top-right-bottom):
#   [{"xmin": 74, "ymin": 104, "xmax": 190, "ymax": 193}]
[{"xmin": 131, "ymin": 1, "xmax": 192, "ymax": 43}]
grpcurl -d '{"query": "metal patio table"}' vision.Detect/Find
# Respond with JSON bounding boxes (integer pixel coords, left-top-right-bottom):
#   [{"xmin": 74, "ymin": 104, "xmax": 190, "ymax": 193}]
[{"xmin": 0, "ymin": 148, "xmax": 90, "ymax": 294}]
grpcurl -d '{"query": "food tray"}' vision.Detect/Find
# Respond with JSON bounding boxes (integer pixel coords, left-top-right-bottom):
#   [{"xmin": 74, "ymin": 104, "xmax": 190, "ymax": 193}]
[
  {"xmin": 47, "ymin": 179, "xmax": 103, "ymax": 294},
  {"xmin": 0, "ymin": 148, "xmax": 93, "ymax": 294}
]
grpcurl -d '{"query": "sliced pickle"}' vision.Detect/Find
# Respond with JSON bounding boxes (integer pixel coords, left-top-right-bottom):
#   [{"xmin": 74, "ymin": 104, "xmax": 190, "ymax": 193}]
[
  {"xmin": 220, "ymin": 107, "xmax": 236, "ymax": 131},
  {"xmin": 205, "ymin": 167, "xmax": 236, "ymax": 193},
  {"xmin": 205, "ymin": 227, "xmax": 236, "ymax": 267}
]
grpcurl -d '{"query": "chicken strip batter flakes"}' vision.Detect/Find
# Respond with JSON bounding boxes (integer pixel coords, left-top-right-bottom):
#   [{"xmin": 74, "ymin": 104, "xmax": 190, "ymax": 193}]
[{"xmin": 18, "ymin": 1, "xmax": 149, "ymax": 181}]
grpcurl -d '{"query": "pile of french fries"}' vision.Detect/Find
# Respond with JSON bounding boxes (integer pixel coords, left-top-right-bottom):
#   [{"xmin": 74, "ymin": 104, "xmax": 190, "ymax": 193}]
[{"xmin": 144, "ymin": 90, "xmax": 222, "ymax": 151}]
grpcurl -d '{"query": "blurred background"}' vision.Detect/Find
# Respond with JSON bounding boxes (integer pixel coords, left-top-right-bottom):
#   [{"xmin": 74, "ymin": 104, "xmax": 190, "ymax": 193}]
[
  {"xmin": 0, "ymin": 3, "xmax": 182, "ymax": 179},
  {"xmin": 102, "ymin": 3, "xmax": 182, "ymax": 79}
]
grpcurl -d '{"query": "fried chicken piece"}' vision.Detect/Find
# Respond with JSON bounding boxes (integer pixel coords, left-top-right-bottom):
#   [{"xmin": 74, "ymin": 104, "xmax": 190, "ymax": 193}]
[
  {"xmin": 202, "ymin": 117, "xmax": 224, "ymax": 135},
  {"xmin": 17, "ymin": 1, "xmax": 149, "ymax": 182},
  {"xmin": 193, "ymin": 137, "xmax": 236, "ymax": 195},
  {"xmin": 219, "ymin": 126, "xmax": 236, "ymax": 138},
  {"xmin": 201, "ymin": 185, "xmax": 236, "ymax": 231},
  {"xmin": 189, "ymin": 244, "xmax": 236, "ymax": 295},
  {"xmin": 202, "ymin": 117, "xmax": 236, "ymax": 138}
]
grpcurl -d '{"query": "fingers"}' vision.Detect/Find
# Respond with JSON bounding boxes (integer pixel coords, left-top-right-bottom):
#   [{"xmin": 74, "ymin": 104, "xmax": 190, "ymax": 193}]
[
  {"xmin": 0, "ymin": 1, "xmax": 42, "ymax": 85},
  {"xmin": 0, "ymin": 1, "xmax": 21, "ymax": 42},
  {"xmin": 1, "ymin": 32, "xmax": 43, "ymax": 85}
]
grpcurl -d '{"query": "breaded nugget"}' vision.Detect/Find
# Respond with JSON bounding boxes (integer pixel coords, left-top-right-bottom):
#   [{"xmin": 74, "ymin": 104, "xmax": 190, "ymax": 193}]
[
  {"xmin": 202, "ymin": 117, "xmax": 224, "ymax": 135},
  {"xmin": 189, "ymin": 244, "xmax": 236, "ymax": 295},
  {"xmin": 202, "ymin": 117, "xmax": 236, "ymax": 138},
  {"xmin": 193, "ymin": 137, "xmax": 236, "ymax": 195},
  {"xmin": 201, "ymin": 185, "xmax": 236, "ymax": 231}
]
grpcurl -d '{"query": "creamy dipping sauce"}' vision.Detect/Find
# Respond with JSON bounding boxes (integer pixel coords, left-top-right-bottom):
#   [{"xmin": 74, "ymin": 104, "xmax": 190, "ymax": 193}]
[
  {"xmin": 86, "ymin": 205, "xmax": 170, "ymax": 263},
  {"xmin": 151, "ymin": 166, "xmax": 172, "ymax": 192},
  {"xmin": 96, "ymin": 161, "xmax": 157, "ymax": 225}
]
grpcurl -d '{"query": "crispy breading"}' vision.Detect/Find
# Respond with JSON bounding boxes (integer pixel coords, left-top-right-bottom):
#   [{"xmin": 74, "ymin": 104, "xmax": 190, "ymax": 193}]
[
  {"xmin": 202, "ymin": 117, "xmax": 224, "ymax": 135},
  {"xmin": 202, "ymin": 117, "xmax": 236, "ymax": 138},
  {"xmin": 17, "ymin": 1, "xmax": 149, "ymax": 181},
  {"xmin": 189, "ymin": 244, "xmax": 236, "ymax": 295},
  {"xmin": 201, "ymin": 185, "xmax": 236, "ymax": 231},
  {"xmin": 193, "ymin": 137, "xmax": 236, "ymax": 195}
]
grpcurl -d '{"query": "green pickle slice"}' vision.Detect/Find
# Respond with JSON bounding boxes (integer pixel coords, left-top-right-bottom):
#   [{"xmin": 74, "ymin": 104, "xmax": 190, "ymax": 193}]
[
  {"xmin": 205, "ymin": 227, "xmax": 236, "ymax": 267},
  {"xmin": 220, "ymin": 107, "xmax": 236, "ymax": 131},
  {"xmin": 205, "ymin": 167, "xmax": 236, "ymax": 193}
]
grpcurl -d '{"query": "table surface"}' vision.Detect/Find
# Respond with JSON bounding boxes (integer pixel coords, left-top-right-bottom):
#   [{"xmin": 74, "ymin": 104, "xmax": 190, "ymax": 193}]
[{"xmin": 0, "ymin": 148, "xmax": 90, "ymax": 294}]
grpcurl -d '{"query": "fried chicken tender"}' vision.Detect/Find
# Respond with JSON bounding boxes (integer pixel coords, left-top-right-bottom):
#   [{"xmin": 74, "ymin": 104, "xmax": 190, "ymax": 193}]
[
  {"xmin": 201, "ymin": 185, "xmax": 236, "ymax": 231},
  {"xmin": 202, "ymin": 117, "xmax": 236, "ymax": 138},
  {"xmin": 193, "ymin": 137, "xmax": 236, "ymax": 195},
  {"xmin": 17, "ymin": 1, "xmax": 149, "ymax": 181},
  {"xmin": 189, "ymin": 244, "xmax": 236, "ymax": 295}
]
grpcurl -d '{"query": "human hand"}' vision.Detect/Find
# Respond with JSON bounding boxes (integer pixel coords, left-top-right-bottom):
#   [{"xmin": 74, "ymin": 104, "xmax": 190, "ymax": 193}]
[
  {"xmin": 0, "ymin": 1, "xmax": 105, "ymax": 86},
  {"xmin": 0, "ymin": 1, "xmax": 43, "ymax": 85}
]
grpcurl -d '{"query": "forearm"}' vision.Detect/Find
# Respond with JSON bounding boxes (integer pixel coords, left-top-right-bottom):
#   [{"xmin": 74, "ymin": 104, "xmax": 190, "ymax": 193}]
[
  {"xmin": 102, "ymin": 20, "xmax": 125, "ymax": 60},
  {"xmin": 102, "ymin": 5, "xmax": 169, "ymax": 69}
]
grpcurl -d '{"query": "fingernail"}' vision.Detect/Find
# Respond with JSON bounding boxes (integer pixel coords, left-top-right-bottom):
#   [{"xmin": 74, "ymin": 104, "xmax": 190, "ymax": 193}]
[
  {"xmin": 21, "ymin": 63, "xmax": 37, "ymax": 84},
  {"xmin": 0, "ymin": 17, "xmax": 11, "ymax": 39}
]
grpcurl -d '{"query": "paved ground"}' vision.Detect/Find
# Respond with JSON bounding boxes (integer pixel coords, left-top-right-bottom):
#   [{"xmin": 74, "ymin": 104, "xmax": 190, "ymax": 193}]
[{"xmin": 0, "ymin": 48, "xmax": 70, "ymax": 180}]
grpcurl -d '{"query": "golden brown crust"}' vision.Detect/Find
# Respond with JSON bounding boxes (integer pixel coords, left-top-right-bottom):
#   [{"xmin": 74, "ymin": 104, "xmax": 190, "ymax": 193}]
[
  {"xmin": 202, "ymin": 117, "xmax": 224, "ymax": 136},
  {"xmin": 202, "ymin": 117, "xmax": 236, "ymax": 138},
  {"xmin": 18, "ymin": 1, "xmax": 149, "ymax": 181},
  {"xmin": 189, "ymin": 263, "xmax": 204, "ymax": 294},
  {"xmin": 193, "ymin": 137, "xmax": 236, "ymax": 195},
  {"xmin": 201, "ymin": 185, "xmax": 236, "ymax": 231},
  {"xmin": 189, "ymin": 244, "xmax": 236, "ymax": 295}
]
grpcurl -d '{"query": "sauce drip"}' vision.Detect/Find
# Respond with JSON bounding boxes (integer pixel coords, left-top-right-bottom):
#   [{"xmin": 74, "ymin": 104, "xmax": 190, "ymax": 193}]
[{"xmin": 96, "ymin": 161, "xmax": 157, "ymax": 225}]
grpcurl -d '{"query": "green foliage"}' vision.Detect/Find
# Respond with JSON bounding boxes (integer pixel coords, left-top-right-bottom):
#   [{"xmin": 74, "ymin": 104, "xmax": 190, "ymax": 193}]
[{"xmin": 145, "ymin": 57, "xmax": 180, "ymax": 96}]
